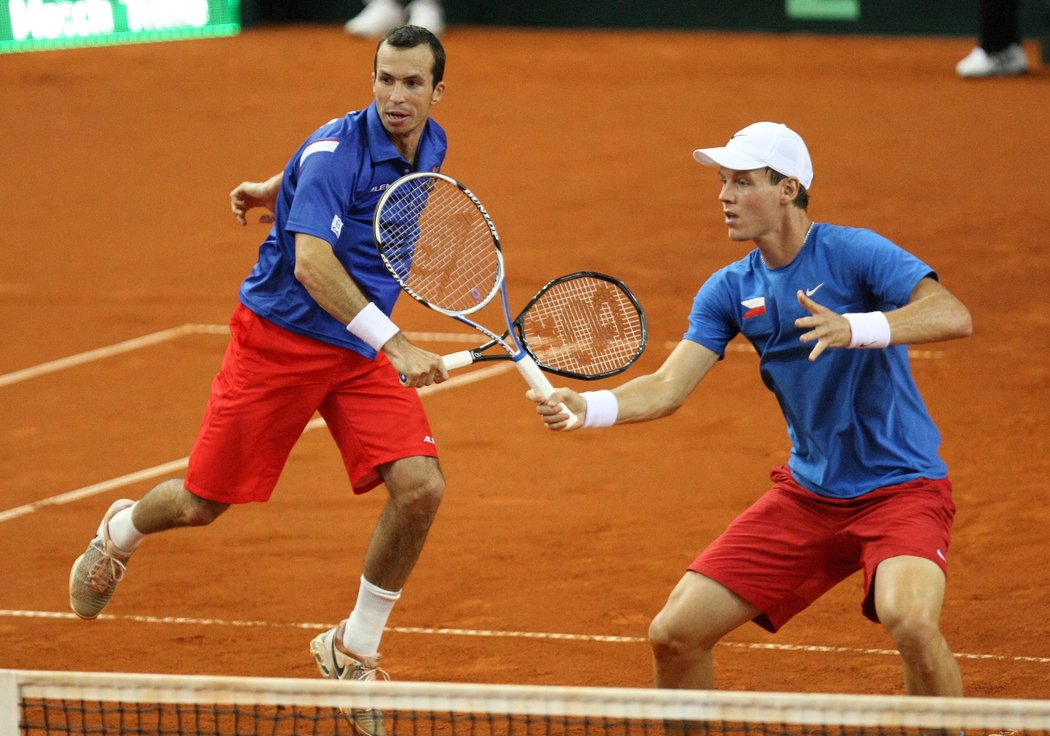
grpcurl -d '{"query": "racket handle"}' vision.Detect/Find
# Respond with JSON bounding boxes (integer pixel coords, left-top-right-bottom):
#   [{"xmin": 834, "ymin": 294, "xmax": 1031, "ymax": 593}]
[
  {"xmin": 515, "ymin": 355, "xmax": 579, "ymax": 429},
  {"xmin": 442, "ymin": 351, "xmax": 475, "ymax": 371}
]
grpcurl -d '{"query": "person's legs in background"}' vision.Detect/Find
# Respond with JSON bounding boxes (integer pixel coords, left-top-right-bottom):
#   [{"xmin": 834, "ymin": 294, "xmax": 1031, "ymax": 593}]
[
  {"xmin": 956, "ymin": 0, "xmax": 1030, "ymax": 77},
  {"xmin": 345, "ymin": 0, "xmax": 445, "ymax": 38}
]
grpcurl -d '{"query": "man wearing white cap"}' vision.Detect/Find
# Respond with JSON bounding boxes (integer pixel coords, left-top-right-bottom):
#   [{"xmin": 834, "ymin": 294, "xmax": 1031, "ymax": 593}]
[{"xmin": 530, "ymin": 122, "xmax": 973, "ymax": 697}]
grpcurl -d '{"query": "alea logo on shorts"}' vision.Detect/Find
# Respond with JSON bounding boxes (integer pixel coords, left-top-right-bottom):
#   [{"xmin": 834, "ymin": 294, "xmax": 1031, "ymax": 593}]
[{"xmin": 423, "ymin": 435, "xmax": 437, "ymax": 445}]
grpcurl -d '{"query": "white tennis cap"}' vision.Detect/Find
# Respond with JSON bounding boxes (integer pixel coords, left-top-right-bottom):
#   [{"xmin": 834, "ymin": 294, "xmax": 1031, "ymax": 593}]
[{"xmin": 693, "ymin": 122, "xmax": 814, "ymax": 189}]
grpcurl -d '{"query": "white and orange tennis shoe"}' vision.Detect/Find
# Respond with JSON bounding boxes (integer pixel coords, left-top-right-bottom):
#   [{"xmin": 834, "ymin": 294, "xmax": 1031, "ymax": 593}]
[
  {"xmin": 68, "ymin": 498, "xmax": 135, "ymax": 620},
  {"xmin": 310, "ymin": 620, "xmax": 390, "ymax": 736}
]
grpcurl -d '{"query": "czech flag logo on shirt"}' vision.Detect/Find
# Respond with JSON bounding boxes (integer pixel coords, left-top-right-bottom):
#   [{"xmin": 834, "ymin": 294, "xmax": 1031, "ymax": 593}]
[{"xmin": 741, "ymin": 296, "xmax": 766, "ymax": 319}]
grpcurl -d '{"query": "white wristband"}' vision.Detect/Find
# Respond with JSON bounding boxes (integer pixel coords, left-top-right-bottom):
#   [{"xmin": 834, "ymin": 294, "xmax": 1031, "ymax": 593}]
[
  {"xmin": 581, "ymin": 390, "xmax": 619, "ymax": 429},
  {"xmin": 346, "ymin": 302, "xmax": 399, "ymax": 351},
  {"xmin": 843, "ymin": 311, "xmax": 891, "ymax": 349}
]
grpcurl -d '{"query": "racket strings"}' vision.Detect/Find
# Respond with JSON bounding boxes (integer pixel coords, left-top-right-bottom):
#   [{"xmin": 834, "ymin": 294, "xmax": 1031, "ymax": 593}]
[
  {"xmin": 521, "ymin": 277, "xmax": 645, "ymax": 376},
  {"xmin": 377, "ymin": 178, "xmax": 502, "ymax": 314}
]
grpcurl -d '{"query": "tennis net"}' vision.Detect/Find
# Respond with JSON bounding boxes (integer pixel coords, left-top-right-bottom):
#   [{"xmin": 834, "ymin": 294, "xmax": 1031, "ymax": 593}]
[{"xmin": 3, "ymin": 668, "xmax": 1048, "ymax": 736}]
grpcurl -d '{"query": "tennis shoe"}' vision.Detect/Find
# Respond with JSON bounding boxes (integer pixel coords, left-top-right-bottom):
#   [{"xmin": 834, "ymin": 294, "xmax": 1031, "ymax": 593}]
[
  {"xmin": 310, "ymin": 621, "xmax": 390, "ymax": 736},
  {"xmin": 68, "ymin": 498, "xmax": 135, "ymax": 620},
  {"xmin": 955, "ymin": 44, "xmax": 1029, "ymax": 78},
  {"xmin": 344, "ymin": 0, "xmax": 405, "ymax": 38},
  {"xmin": 406, "ymin": 0, "xmax": 445, "ymax": 36}
]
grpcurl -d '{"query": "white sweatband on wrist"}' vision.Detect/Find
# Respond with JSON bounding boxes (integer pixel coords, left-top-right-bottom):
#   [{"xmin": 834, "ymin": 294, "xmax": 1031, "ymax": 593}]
[
  {"xmin": 843, "ymin": 311, "xmax": 891, "ymax": 349},
  {"xmin": 346, "ymin": 302, "xmax": 399, "ymax": 351},
  {"xmin": 581, "ymin": 390, "xmax": 619, "ymax": 429}
]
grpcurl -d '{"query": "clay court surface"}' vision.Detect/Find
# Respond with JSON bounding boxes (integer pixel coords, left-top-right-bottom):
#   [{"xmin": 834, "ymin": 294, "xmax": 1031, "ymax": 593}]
[{"xmin": 1, "ymin": 26, "xmax": 1048, "ymax": 699}]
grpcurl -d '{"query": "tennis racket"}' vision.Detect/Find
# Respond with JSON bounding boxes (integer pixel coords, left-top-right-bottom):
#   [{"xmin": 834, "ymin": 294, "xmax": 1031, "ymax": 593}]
[
  {"xmin": 374, "ymin": 172, "xmax": 582, "ymax": 423},
  {"xmin": 443, "ymin": 271, "xmax": 647, "ymax": 379}
]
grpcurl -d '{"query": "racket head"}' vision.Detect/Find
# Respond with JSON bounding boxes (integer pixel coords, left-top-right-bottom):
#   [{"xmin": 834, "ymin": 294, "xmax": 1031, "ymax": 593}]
[
  {"xmin": 374, "ymin": 172, "xmax": 504, "ymax": 317},
  {"xmin": 515, "ymin": 271, "xmax": 648, "ymax": 379}
]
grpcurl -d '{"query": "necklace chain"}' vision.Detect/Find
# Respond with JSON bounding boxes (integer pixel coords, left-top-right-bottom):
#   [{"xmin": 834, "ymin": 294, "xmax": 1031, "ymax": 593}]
[{"xmin": 760, "ymin": 222, "xmax": 814, "ymax": 268}]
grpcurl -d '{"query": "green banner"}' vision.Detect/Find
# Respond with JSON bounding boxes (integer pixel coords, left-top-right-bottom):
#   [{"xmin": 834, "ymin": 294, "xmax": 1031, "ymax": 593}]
[
  {"xmin": 1, "ymin": 0, "xmax": 240, "ymax": 53},
  {"xmin": 785, "ymin": 0, "xmax": 861, "ymax": 21}
]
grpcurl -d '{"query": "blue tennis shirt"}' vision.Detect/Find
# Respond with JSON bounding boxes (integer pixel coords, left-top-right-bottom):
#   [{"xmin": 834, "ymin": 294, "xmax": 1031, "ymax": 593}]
[
  {"xmin": 239, "ymin": 102, "xmax": 447, "ymax": 358},
  {"xmin": 684, "ymin": 223, "xmax": 948, "ymax": 498}
]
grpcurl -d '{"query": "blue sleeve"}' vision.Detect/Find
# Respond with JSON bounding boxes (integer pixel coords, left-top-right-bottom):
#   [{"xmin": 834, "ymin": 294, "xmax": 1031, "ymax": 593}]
[
  {"xmin": 683, "ymin": 270, "xmax": 739, "ymax": 359},
  {"xmin": 846, "ymin": 229, "xmax": 937, "ymax": 309},
  {"xmin": 285, "ymin": 143, "xmax": 357, "ymax": 246}
]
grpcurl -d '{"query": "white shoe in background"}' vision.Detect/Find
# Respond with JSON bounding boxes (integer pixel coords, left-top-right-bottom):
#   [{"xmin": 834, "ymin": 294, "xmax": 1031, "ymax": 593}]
[
  {"xmin": 344, "ymin": 0, "xmax": 405, "ymax": 38},
  {"xmin": 406, "ymin": 0, "xmax": 445, "ymax": 36},
  {"xmin": 955, "ymin": 44, "xmax": 1029, "ymax": 78}
]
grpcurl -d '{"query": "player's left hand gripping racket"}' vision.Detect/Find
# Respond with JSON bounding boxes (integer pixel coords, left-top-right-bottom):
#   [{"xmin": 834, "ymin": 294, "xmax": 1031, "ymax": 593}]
[{"xmin": 374, "ymin": 171, "xmax": 578, "ymax": 424}]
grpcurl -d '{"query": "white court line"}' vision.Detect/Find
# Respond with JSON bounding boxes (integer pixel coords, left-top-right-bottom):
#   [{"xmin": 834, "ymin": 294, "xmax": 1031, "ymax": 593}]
[
  {"xmin": 0, "ymin": 362, "xmax": 512, "ymax": 524},
  {"xmin": 0, "ymin": 326, "xmax": 939, "ymax": 523},
  {"xmin": 662, "ymin": 341, "xmax": 945, "ymax": 359},
  {"xmin": 0, "ymin": 326, "xmax": 942, "ymax": 391},
  {"xmin": 0, "ymin": 324, "xmax": 481, "ymax": 389},
  {"xmin": 0, "ymin": 324, "xmax": 223, "ymax": 388},
  {"xmin": 1, "ymin": 610, "xmax": 1046, "ymax": 664}
]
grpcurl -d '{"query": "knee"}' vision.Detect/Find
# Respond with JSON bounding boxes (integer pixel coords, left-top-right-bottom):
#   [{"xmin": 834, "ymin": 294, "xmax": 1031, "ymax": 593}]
[
  {"xmin": 648, "ymin": 614, "xmax": 679, "ymax": 661},
  {"xmin": 394, "ymin": 471, "xmax": 445, "ymax": 520},
  {"xmin": 881, "ymin": 606, "xmax": 943, "ymax": 663},
  {"xmin": 649, "ymin": 609, "xmax": 704, "ymax": 663}
]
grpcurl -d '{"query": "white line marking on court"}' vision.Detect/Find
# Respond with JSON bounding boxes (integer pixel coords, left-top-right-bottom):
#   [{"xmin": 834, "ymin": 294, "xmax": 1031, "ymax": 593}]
[
  {"xmin": 404, "ymin": 332, "xmax": 480, "ymax": 344},
  {"xmin": 1, "ymin": 610, "xmax": 1046, "ymax": 664},
  {"xmin": 0, "ymin": 460, "xmax": 192, "ymax": 524},
  {"xmin": 0, "ymin": 324, "xmax": 943, "ymax": 391},
  {"xmin": 661, "ymin": 341, "xmax": 944, "ymax": 359},
  {"xmin": 0, "ymin": 324, "xmax": 480, "ymax": 388},
  {"xmin": 0, "ymin": 324, "xmax": 219, "ymax": 388},
  {"xmin": 0, "ymin": 363, "xmax": 512, "ymax": 524}
]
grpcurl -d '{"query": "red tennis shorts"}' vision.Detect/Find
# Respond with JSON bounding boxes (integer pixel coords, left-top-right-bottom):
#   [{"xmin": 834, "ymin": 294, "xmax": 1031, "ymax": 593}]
[
  {"xmin": 185, "ymin": 304, "xmax": 438, "ymax": 503},
  {"xmin": 688, "ymin": 464, "xmax": 955, "ymax": 632}
]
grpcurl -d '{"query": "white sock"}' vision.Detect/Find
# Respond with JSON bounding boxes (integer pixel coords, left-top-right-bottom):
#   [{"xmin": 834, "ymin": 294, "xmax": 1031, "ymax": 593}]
[
  {"xmin": 342, "ymin": 576, "xmax": 401, "ymax": 657},
  {"xmin": 104, "ymin": 505, "xmax": 145, "ymax": 553}
]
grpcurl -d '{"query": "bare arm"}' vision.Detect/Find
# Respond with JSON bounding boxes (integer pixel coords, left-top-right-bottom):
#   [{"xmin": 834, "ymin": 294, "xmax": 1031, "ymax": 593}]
[
  {"xmin": 796, "ymin": 276, "xmax": 972, "ymax": 361},
  {"xmin": 883, "ymin": 277, "xmax": 973, "ymax": 343},
  {"xmin": 530, "ymin": 340, "xmax": 720, "ymax": 431},
  {"xmin": 294, "ymin": 233, "xmax": 447, "ymax": 387}
]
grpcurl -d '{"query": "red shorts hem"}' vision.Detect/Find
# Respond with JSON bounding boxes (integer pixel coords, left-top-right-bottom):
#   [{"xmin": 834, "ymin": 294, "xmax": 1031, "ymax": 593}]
[{"xmin": 350, "ymin": 447, "xmax": 440, "ymax": 495}]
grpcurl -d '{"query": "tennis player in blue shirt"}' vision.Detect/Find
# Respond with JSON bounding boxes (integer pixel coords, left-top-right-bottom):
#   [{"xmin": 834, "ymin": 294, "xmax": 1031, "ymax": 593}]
[
  {"xmin": 531, "ymin": 121, "xmax": 972, "ymax": 698},
  {"xmin": 70, "ymin": 26, "xmax": 450, "ymax": 735}
]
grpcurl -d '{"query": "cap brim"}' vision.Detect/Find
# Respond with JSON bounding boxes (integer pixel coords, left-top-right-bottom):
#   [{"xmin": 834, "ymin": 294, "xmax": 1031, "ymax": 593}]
[{"xmin": 692, "ymin": 146, "xmax": 769, "ymax": 171}]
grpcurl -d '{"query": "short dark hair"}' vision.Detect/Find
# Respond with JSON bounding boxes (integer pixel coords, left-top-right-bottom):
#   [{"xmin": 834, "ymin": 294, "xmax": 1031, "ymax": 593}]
[
  {"xmin": 767, "ymin": 168, "xmax": 809, "ymax": 210},
  {"xmin": 375, "ymin": 25, "xmax": 446, "ymax": 87}
]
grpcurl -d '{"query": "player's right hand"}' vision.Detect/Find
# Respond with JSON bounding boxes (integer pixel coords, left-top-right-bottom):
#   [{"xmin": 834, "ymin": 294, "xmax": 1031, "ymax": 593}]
[
  {"xmin": 527, "ymin": 387, "xmax": 583, "ymax": 431},
  {"xmin": 384, "ymin": 334, "xmax": 448, "ymax": 388}
]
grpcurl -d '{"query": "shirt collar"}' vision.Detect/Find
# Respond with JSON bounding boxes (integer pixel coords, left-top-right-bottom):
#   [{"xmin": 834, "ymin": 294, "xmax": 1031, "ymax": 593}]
[
  {"xmin": 365, "ymin": 102, "xmax": 404, "ymax": 163},
  {"xmin": 368, "ymin": 100, "xmax": 445, "ymax": 167}
]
